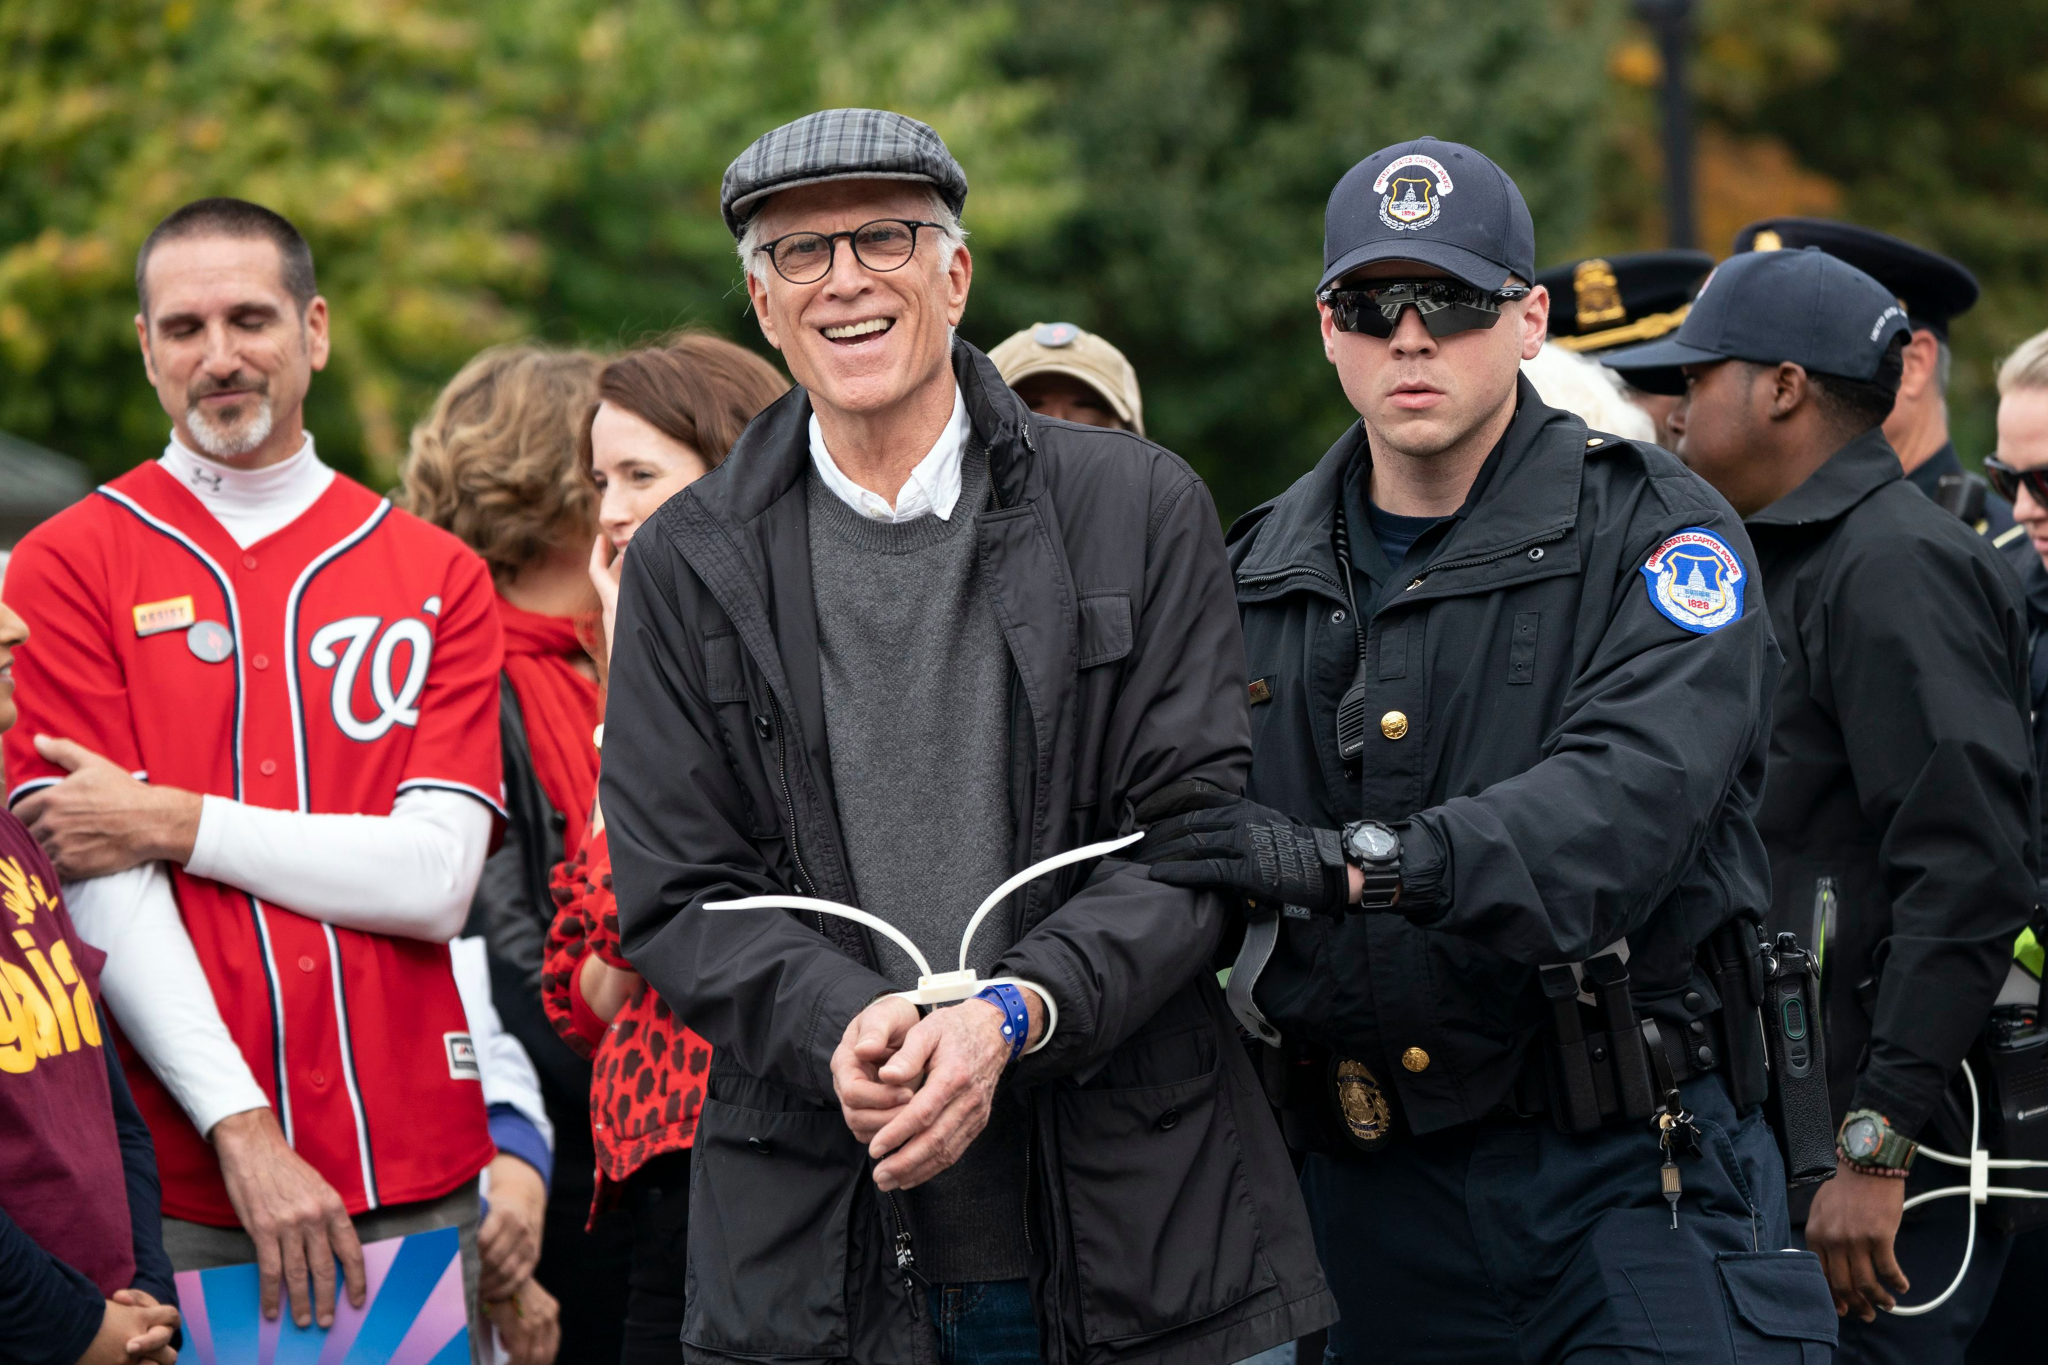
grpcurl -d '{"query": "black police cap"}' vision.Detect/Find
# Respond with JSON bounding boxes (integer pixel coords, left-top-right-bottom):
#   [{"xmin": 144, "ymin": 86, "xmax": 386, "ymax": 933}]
[
  {"xmin": 1732, "ymin": 217, "xmax": 1978, "ymax": 339},
  {"xmin": 1538, "ymin": 250, "xmax": 1715, "ymax": 352}
]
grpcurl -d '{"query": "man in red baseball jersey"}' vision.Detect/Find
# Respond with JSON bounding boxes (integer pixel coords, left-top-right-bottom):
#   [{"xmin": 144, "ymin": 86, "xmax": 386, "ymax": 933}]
[{"xmin": 3, "ymin": 199, "xmax": 505, "ymax": 1331}]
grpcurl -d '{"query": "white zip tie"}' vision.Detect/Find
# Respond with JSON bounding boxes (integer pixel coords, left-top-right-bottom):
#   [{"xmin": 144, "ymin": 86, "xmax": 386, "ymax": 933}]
[
  {"xmin": 708, "ymin": 830, "xmax": 1144, "ymax": 1055},
  {"xmin": 1885, "ymin": 1059, "xmax": 2048, "ymax": 1317}
]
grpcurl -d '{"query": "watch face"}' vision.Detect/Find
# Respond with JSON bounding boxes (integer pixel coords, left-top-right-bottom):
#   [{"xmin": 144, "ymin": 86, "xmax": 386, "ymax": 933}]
[
  {"xmin": 1351, "ymin": 825, "xmax": 1398, "ymax": 861},
  {"xmin": 1842, "ymin": 1117, "xmax": 1882, "ymax": 1160}
]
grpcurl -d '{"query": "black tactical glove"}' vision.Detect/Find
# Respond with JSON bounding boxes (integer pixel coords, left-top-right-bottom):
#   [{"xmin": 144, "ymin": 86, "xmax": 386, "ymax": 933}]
[{"xmin": 1132, "ymin": 787, "xmax": 1350, "ymax": 917}]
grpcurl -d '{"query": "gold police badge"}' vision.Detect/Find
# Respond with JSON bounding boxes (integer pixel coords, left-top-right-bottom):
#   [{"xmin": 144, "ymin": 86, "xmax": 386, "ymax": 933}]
[{"xmin": 1330, "ymin": 1056, "xmax": 1394, "ymax": 1151}]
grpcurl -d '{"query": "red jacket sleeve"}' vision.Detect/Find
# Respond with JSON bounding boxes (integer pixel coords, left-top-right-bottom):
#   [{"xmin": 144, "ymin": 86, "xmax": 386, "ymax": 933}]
[{"xmin": 543, "ymin": 844, "xmax": 606, "ymax": 1056}]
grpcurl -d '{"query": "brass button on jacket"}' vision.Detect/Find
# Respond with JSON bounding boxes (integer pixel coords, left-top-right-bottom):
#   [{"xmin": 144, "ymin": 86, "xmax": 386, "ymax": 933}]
[
  {"xmin": 1380, "ymin": 710, "xmax": 1409, "ymax": 740},
  {"xmin": 1401, "ymin": 1047, "xmax": 1431, "ymax": 1073}
]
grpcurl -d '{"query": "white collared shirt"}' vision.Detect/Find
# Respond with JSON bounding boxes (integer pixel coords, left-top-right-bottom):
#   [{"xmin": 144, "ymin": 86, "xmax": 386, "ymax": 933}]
[
  {"xmin": 157, "ymin": 430, "xmax": 335, "ymax": 549},
  {"xmin": 808, "ymin": 384, "xmax": 970, "ymax": 522}
]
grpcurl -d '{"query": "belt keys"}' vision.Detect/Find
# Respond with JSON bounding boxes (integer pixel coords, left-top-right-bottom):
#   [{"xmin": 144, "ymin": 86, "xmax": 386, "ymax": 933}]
[{"xmin": 1653, "ymin": 1087, "xmax": 1701, "ymax": 1229}]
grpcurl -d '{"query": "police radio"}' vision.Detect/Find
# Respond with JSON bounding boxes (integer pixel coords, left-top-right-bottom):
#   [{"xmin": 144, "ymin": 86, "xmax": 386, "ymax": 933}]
[{"xmin": 1760, "ymin": 932, "xmax": 1836, "ymax": 1186}]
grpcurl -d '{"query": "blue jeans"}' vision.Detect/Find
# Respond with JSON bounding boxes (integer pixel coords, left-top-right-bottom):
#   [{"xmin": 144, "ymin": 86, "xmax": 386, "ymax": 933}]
[{"xmin": 927, "ymin": 1280, "xmax": 1041, "ymax": 1365}]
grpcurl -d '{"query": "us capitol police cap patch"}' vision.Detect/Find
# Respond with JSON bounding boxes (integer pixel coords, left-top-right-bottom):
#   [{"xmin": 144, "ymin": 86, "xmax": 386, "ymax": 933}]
[{"xmin": 1641, "ymin": 528, "xmax": 1745, "ymax": 634}]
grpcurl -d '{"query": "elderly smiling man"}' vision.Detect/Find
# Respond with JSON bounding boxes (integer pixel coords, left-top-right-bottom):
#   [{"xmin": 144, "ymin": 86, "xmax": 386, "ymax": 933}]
[{"xmin": 602, "ymin": 109, "xmax": 1334, "ymax": 1365}]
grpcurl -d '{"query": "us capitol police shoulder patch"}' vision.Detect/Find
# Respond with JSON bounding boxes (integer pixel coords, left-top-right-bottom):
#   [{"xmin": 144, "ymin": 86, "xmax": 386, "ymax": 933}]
[
  {"xmin": 1641, "ymin": 527, "xmax": 1745, "ymax": 634},
  {"xmin": 1375, "ymin": 153, "xmax": 1453, "ymax": 232}
]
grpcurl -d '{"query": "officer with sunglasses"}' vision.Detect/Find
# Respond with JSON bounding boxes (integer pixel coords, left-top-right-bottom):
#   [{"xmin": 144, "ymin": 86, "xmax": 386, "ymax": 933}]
[{"xmin": 1132, "ymin": 138, "xmax": 1835, "ymax": 1361}]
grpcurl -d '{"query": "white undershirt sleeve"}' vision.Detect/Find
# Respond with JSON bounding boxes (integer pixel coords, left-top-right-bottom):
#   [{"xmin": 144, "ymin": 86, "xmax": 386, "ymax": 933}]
[
  {"xmin": 451, "ymin": 936, "xmax": 553, "ymax": 1151},
  {"xmin": 63, "ymin": 862, "xmax": 271, "ymax": 1137},
  {"xmin": 185, "ymin": 788, "xmax": 492, "ymax": 942}
]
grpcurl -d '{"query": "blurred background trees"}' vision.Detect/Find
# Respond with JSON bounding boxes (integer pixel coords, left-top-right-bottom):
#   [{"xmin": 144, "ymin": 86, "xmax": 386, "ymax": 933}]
[{"xmin": 3, "ymin": 0, "xmax": 2045, "ymax": 518}]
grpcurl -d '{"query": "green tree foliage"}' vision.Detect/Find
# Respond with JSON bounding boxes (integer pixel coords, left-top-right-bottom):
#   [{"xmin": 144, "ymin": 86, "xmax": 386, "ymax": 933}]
[
  {"xmin": 5, "ymin": 0, "xmax": 2035, "ymax": 515},
  {"xmin": 1695, "ymin": 0, "xmax": 2048, "ymax": 460},
  {"xmin": 975, "ymin": 0, "xmax": 1621, "ymax": 517},
  {"xmin": 0, "ymin": 0, "xmax": 1066, "ymax": 486}
]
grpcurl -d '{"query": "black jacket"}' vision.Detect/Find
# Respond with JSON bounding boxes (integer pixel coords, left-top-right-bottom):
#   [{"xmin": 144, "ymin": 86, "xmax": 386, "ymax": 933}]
[
  {"xmin": 604, "ymin": 341, "xmax": 1335, "ymax": 1365},
  {"xmin": 1906, "ymin": 441, "xmax": 2016, "ymax": 539},
  {"xmin": 462, "ymin": 678, "xmax": 606, "ymax": 1227},
  {"xmin": 1233, "ymin": 382, "xmax": 1780, "ymax": 1132},
  {"xmin": 1748, "ymin": 428, "xmax": 2036, "ymax": 1138}
]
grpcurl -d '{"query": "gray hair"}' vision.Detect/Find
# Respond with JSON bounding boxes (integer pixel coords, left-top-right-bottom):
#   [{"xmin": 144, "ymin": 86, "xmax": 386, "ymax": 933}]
[
  {"xmin": 738, "ymin": 187, "xmax": 966, "ymax": 289},
  {"xmin": 1935, "ymin": 337, "xmax": 1953, "ymax": 396}
]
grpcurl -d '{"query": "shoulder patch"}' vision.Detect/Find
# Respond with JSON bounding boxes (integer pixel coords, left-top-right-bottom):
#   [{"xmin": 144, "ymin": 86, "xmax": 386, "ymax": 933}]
[{"xmin": 1640, "ymin": 527, "xmax": 1745, "ymax": 634}]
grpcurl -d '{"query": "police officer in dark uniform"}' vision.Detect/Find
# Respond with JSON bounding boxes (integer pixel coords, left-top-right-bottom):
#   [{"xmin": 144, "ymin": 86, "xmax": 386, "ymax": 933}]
[
  {"xmin": 1537, "ymin": 249, "xmax": 1713, "ymax": 450},
  {"xmin": 1629, "ymin": 247, "xmax": 2037, "ymax": 1362},
  {"xmin": 1730, "ymin": 217, "xmax": 2013, "ymax": 543},
  {"xmin": 1960, "ymin": 331, "xmax": 2048, "ymax": 1363},
  {"xmin": 1132, "ymin": 138, "xmax": 1839, "ymax": 1362}
]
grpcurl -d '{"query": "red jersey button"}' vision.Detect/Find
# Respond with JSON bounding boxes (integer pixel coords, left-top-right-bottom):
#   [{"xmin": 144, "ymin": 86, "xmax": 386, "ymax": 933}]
[
  {"xmin": 310, "ymin": 1070, "xmax": 327, "ymax": 1088},
  {"xmin": 241, "ymin": 554, "xmax": 258, "ymax": 570},
  {"xmin": 252, "ymin": 654, "xmax": 269, "ymax": 670},
  {"xmin": 297, "ymin": 955, "xmax": 317, "ymax": 973},
  {"xmin": 259, "ymin": 759, "xmax": 277, "ymax": 776}
]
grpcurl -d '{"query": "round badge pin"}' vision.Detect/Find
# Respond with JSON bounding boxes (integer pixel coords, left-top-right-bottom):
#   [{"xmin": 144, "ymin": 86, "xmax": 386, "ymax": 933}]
[
  {"xmin": 185, "ymin": 620, "xmax": 235, "ymax": 663},
  {"xmin": 1033, "ymin": 322, "xmax": 1079, "ymax": 348}
]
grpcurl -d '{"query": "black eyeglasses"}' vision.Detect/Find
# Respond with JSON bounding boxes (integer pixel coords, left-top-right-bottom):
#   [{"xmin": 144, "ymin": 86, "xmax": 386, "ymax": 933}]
[
  {"xmin": 752, "ymin": 219, "xmax": 944, "ymax": 284},
  {"xmin": 1984, "ymin": 456, "xmax": 2048, "ymax": 508},
  {"xmin": 1318, "ymin": 279, "xmax": 1532, "ymax": 339}
]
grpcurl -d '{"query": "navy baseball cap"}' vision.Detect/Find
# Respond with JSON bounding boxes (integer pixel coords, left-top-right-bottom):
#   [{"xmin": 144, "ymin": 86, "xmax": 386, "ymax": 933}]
[
  {"xmin": 1599, "ymin": 247, "xmax": 1912, "ymax": 382},
  {"xmin": 1320, "ymin": 136, "xmax": 1536, "ymax": 293}
]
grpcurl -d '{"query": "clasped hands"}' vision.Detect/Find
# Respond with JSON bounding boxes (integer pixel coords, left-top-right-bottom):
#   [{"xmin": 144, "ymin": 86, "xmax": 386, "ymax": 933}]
[{"xmin": 830, "ymin": 990, "xmax": 1041, "ymax": 1192}]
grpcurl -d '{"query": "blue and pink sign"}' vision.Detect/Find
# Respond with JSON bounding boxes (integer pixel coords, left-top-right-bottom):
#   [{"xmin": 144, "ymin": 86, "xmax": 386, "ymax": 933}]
[{"xmin": 173, "ymin": 1227, "xmax": 471, "ymax": 1365}]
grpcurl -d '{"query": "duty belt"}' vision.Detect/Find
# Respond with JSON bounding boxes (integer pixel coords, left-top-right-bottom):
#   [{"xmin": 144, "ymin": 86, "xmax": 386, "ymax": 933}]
[{"xmin": 1507, "ymin": 1010, "xmax": 1720, "ymax": 1128}]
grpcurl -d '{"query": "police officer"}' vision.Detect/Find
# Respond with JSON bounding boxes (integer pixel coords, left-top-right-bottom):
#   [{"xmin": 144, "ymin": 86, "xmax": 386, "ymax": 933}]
[
  {"xmin": 1960, "ymin": 329, "xmax": 2048, "ymax": 1364},
  {"xmin": 1133, "ymin": 137, "xmax": 1838, "ymax": 1362},
  {"xmin": 1631, "ymin": 247, "xmax": 2036, "ymax": 1361},
  {"xmin": 1731, "ymin": 218, "xmax": 2012, "ymax": 542},
  {"xmin": 1537, "ymin": 248, "xmax": 1714, "ymax": 449}
]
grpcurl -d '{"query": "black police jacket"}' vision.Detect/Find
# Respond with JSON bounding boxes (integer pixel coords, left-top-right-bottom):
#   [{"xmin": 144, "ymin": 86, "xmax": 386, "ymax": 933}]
[
  {"xmin": 1232, "ymin": 379, "xmax": 1779, "ymax": 1133},
  {"xmin": 1747, "ymin": 427, "xmax": 2036, "ymax": 1138},
  {"xmin": 605, "ymin": 341, "xmax": 1335, "ymax": 1365}
]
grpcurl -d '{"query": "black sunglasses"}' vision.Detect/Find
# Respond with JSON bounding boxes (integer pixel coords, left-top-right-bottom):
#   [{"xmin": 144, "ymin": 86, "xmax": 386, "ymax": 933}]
[
  {"xmin": 752, "ymin": 219, "xmax": 944, "ymax": 285},
  {"xmin": 1984, "ymin": 456, "xmax": 2048, "ymax": 508},
  {"xmin": 1318, "ymin": 279, "xmax": 1533, "ymax": 339}
]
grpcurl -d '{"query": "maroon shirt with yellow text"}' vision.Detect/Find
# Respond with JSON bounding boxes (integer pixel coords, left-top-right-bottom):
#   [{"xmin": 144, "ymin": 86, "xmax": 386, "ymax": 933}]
[{"xmin": 0, "ymin": 809, "xmax": 134, "ymax": 1294}]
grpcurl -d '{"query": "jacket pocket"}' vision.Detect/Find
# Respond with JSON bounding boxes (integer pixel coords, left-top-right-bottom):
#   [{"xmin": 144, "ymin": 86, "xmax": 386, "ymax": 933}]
[
  {"xmin": 701, "ymin": 630, "xmax": 781, "ymax": 840},
  {"xmin": 1073, "ymin": 591, "xmax": 1136, "ymax": 813},
  {"xmin": 682, "ymin": 1095, "xmax": 862, "ymax": 1359},
  {"xmin": 1716, "ymin": 1251, "xmax": 1837, "ymax": 1362},
  {"xmin": 1077, "ymin": 591, "xmax": 1134, "ymax": 668},
  {"xmin": 1052, "ymin": 1051, "xmax": 1276, "ymax": 1345}
]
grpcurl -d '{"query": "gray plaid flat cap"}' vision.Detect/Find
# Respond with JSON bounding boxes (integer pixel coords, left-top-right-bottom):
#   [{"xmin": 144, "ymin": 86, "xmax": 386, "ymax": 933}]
[{"xmin": 720, "ymin": 108, "xmax": 968, "ymax": 238}]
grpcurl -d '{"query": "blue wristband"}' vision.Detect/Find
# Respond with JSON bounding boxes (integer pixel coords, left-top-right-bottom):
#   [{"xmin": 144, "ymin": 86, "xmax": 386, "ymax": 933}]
[{"xmin": 974, "ymin": 983, "xmax": 1030, "ymax": 1063}]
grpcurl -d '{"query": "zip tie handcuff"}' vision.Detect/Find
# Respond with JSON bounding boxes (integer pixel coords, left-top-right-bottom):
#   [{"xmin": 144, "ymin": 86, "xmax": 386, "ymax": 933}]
[
  {"xmin": 1884, "ymin": 1058, "xmax": 2048, "ymax": 1316},
  {"xmin": 706, "ymin": 831, "xmax": 1144, "ymax": 1055}
]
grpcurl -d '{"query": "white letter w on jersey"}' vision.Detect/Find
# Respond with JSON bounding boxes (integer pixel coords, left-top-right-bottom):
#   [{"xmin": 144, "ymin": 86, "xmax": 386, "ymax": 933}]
[{"xmin": 309, "ymin": 616, "xmax": 433, "ymax": 742}]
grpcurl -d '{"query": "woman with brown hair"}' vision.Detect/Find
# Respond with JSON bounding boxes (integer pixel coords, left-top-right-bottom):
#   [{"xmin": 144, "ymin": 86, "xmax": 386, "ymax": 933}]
[
  {"xmin": 540, "ymin": 332, "xmax": 787, "ymax": 1364},
  {"xmin": 400, "ymin": 343, "xmax": 621, "ymax": 1364}
]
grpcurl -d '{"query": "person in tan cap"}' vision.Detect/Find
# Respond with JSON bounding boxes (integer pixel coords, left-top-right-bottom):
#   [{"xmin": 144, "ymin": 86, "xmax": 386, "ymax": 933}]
[{"xmin": 989, "ymin": 322, "xmax": 1145, "ymax": 434}]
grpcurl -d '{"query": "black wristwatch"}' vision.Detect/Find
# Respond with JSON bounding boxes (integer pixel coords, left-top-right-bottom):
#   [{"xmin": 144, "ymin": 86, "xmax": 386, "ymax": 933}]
[{"xmin": 1340, "ymin": 820, "xmax": 1403, "ymax": 912}]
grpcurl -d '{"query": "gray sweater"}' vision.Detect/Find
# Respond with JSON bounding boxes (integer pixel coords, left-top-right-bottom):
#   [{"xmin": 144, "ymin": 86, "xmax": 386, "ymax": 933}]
[{"xmin": 808, "ymin": 445, "xmax": 1026, "ymax": 1284}]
